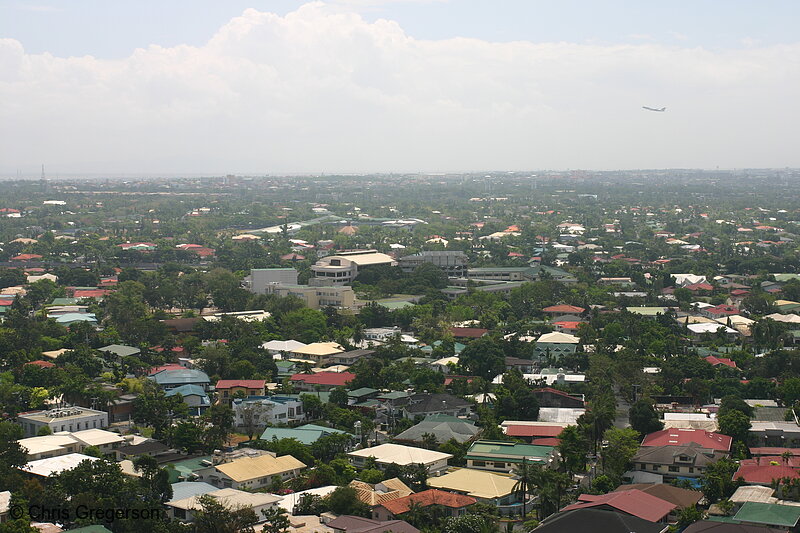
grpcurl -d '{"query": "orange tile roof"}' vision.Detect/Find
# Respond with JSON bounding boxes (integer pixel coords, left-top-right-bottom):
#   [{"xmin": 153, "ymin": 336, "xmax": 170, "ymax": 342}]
[{"xmin": 380, "ymin": 489, "xmax": 476, "ymax": 515}]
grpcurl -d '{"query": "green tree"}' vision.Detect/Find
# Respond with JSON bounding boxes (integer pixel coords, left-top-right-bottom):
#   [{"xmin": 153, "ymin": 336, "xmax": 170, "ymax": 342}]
[
  {"xmin": 325, "ymin": 486, "xmax": 370, "ymax": 517},
  {"xmin": 458, "ymin": 337, "xmax": 505, "ymax": 383},
  {"xmin": 329, "ymin": 387, "xmax": 349, "ymax": 407},
  {"xmin": 628, "ymin": 399, "xmax": 663, "ymax": 437},
  {"xmin": 557, "ymin": 425, "xmax": 589, "ymax": 475},
  {"xmin": 260, "ymin": 507, "xmax": 291, "ymax": 533},
  {"xmin": 601, "ymin": 427, "xmax": 640, "ymax": 480},
  {"xmin": 193, "ymin": 494, "xmax": 258, "ymax": 533},
  {"xmin": 717, "ymin": 410, "xmax": 752, "ymax": 444}
]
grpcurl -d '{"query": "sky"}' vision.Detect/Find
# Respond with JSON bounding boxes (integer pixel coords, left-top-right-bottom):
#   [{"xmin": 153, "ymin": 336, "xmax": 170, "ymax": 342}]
[{"xmin": 1, "ymin": 0, "xmax": 799, "ymax": 176}]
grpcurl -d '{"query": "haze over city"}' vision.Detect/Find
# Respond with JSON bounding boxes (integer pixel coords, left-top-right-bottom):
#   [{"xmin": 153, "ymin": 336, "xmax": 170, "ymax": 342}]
[{"xmin": 1, "ymin": 0, "xmax": 799, "ymax": 176}]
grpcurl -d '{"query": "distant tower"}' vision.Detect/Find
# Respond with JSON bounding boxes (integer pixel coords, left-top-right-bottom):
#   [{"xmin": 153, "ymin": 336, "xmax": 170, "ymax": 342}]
[{"xmin": 40, "ymin": 164, "xmax": 48, "ymax": 193}]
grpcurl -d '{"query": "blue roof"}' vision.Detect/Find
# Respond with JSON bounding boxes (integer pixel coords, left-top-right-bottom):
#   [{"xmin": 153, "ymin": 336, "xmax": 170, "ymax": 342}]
[
  {"xmin": 55, "ymin": 313, "xmax": 97, "ymax": 324},
  {"xmin": 151, "ymin": 369, "xmax": 210, "ymax": 385},
  {"xmin": 170, "ymin": 481, "xmax": 218, "ymax": 502},
  {"xmin": 260, "ymin": 424, "xmax": 351, "ymax": 445},
  {"xmin": 166, "ymin": 384, "xmax": 211, "ymax": 404}
]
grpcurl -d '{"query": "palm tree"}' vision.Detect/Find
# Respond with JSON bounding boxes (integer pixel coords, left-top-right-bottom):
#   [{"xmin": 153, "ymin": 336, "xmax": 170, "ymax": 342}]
[{"xmin": 512, "ymin": 458, "xmax": 534, "ymax": 518}]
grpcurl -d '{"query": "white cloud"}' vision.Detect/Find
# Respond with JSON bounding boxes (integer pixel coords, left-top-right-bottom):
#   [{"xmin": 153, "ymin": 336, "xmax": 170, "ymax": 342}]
[{"xmin": 1, "ymin": 1, "xmax": 799, "ymax": 174}]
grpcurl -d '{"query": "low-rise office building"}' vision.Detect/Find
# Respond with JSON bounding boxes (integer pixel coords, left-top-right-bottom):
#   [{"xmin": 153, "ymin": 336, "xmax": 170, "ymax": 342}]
[{"xmin": 17, "ymin": 407, "xmax": 109, "ymax": 437}]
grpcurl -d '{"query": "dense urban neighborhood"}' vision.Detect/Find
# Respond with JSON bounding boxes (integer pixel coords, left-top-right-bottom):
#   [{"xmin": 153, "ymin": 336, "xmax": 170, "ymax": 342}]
[{"xmin": 1, "ymin": 170, "xmax": 800, "ymax": 533}]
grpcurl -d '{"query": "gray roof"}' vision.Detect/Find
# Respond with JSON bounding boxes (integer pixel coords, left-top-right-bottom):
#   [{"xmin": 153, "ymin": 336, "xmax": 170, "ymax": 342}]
[
  {"xmin": 98, "ymin": 344, "xmax": 141, "ymax": 357},
  {"xmin": 394, "ymin": 415, "xmax": 479, "ymax": 444},
  {"xmin": 402, "ymin": 393, "xmax": 472, "ymax": 414},
  {"xmin": 633, "ymin": 442, "xmax": 727, "ymax": 467},
  {"xmin": 169, "ymin": 481, "xmax": 219, "ymax": 502},
  {"xmin": 151, "ymin": 369, "xmax": 210, "ymax": 386}
]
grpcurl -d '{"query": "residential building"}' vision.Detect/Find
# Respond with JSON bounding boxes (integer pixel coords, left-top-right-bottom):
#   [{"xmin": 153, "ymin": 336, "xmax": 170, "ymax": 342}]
[
  {"xmin": 17, "ymin": 407, "xmax": 109, "ymax": 437},
  {"xmin": 372, "ymin": 489, "xmax": 476, "ymax": 522},
  {"xmin": 20, "ymin": 453, "xmax": 100, "ymax": 478},
  {"xmin": 327, "ymin": 515, "xmax": 419, "ymax": 533},
  {"xmin": 399, "ymin": 393, "xmax": 473, "ymax": 420},
  {"xmin": 166, "ymin": 488, "xmax": 281, "ymax": 522},
  {"xmin": 290, "ymin": 371, "xmax": 355, "ymax": 391},
  {"xmin": 149, "ymin": 368, "xmax": 211, "ymax": 391},
  {"xmin": 534, "ymin": 387, "xmax": 585, "ymax": 408},
  {"xmin": 641, "ymin": 429, "xmax": 733, "ymax": 452},
  {"xmin": 426, "ymin": 468, "xmax": 528, "ymax": 515},
  {"xmin": 398, "ymin": 251, "xmax": 468, "ymax": 275},
  {"xmin": 165, "ymin": 385, "xmax": 211, "ymax": 415},
  {"xmin": 197, "ymin": 451, "xmax": 306, "ymax": 490},
  {"xmin": 332, "ymin": 349, "xmax": 375, "ymax": 366},
  {"xmin": 214, "ymin": 379, "xmax": 266, "ymax": 403},
  {"xmin": 465, "ymin": 440, "xmax": 557, "ymax": 473},
  {"xmin": 260, "ymin": 424, "xmax": 352, "ymax": 445},
  {"xmin": 560, "ymin": 490, "xmax": 676, "ymax": 523},
  {"xmin": 534, "ymin": 508, "xmax": 669, "ymax": 533},
  {"xmin": 348, "ymin": 443, "xmax": 452, "ymax": 475},
  {"xmin": 730, "ymin": 502, "xmax": 800, "ymax": 530},
  {"xmin": 394, "ymin": 415, "xmax": 480, "ymax": 445},
  {"xmin": 262, "ymin": 339, "xmax": 307, "ymax": 355},
  {"xmin": 349, "ymin": 478, "xmax": 414, "ymax": 507},
  {"xmin": 749, "ymin": 421, "xmax": 800, "ymax": 448},
  {"xmin": 18, "ymin": 429, "xmax": 125, "ymax": 460},
  {"xmin": 232, "ymin": 396, "xmax": 305, "ymax": 428},
  {"xmin": 290, "ymin": 342, "xmax": 345, "ymax": 366},
  {"xmin": 311, "ymin": 250, "xmax": 396, "ymax": 285},
  {"xmin": 534, "ymin": 331, "xmax": 580, "ymax": 360},
  {"xmin": 97, "ymin": 344, "xmax": 141, "ymax": 360},
  {"xmin": 631, "ymin": 442, "xmax": 728, "ymax": 479}
]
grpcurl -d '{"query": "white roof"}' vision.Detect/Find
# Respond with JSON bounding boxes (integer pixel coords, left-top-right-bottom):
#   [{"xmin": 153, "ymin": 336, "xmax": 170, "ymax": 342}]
[
  {"xmin": 348, "ymin": 443, "xmax": 452, "ymax": 466},
  {"xmin": 291, "ymin": 342, "xmax": 344, "ymax": 356},
  {"xmin": 0, "ymin": 491, "xmax": 10, "ymax": 515},
  {"xmin": 536, "ymin": 332, "xmax": 580, "ymax": 344},
  {"xmin": 500, "ymin": 420, "xmax": 570, "ymax": 428},
  {"xmin": 538, "ymin": 407, "xmax": 585, "ymax": 425},
  {"xmin": 717, "ymin": 315, "xmax": 755, "ymax": 326},
  {"xmin": 275, "ymin": 486, "xmax": 338, "ymax": 513},
  {"xmin": 22, "ymin": 453, "xmax": 99, "ymax": 477},
  {"xmin": 19, "ymin": 434, "xmax": 79, "ymax": 456},
  {"xmin": 494, "ymin": 372, "xmax": 585, "ymax": 386},
  {"xmin": 673, "ymin": 274, "xmax": 707, "ymax": 285},
  {"xmin": 70, "ymin": 429, "xmax": 125, "ymax": 447},
  {"xmin": 765, "ymin": 313, "xmax": 800, "ymax": 324},
  {"xmin": 664, "ymin": 413, "xmax": 717, "ymax": 421},
  {"xmin": 262, "ymin": 340, "xmax": 307, "ymax": 352},
  {"xmin": 168, "ymin": 488, "xmax": 282, "ymax": 511},
  {"xmin": 731, "ymin": 485, "xmax": 777, "ymax": 504},
  {"xmin": 687, "ymin": 323, "xmax": 737, "ymax": 334}
]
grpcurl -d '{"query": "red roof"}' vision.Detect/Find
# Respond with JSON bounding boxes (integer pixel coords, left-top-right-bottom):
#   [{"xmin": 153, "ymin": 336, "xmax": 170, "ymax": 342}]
[
  {"xmin": 290, "ymin": 372, "xmax": 355, "ymax": 387},
  {"xmin": 25, "ymin": 360, "xmax": 56, "ymax": 368},
  {"xmin": 685, "ymin": 283, "xmax": 714, "ymax": 291},
  {"xmin": 561, "ymin": 489, "xmax": 676, "ymax": 522},
  {"xmin": 11, "ymin": 254, "xmax": 42, "ymax": 261},
  {"xmin": 641, "ymin": 429, "xmax": 732, "ymax": 452},
  {"xmin": 740, "ymin": 456, "xmax": 800, "ymax": 468},
  {"xmin": 215, "ymin": 379, "xmax": 266, "ymax": 390},
  {"xmin": 504, "ymin": 424, "xmax": 564, "ymax": 438},
  {"xmin": 553, "ymin": 321, "xmax": 583, "ymax": 331},
  {"xmin": 148, "ymin": 363, "xmax": 185, "ymax": 375},
  {"xmin": 73, "ymin": 289, "xmax": 110, "ymax": 298},
  {"xmin": 0, "ymin": 299, "xmax": 14, "ymax": 306},
  {"xmin": 532, "ymin": 437, "xmax": 561, "ymax": 446},
  {"xmin": 449, "ymin": 327, "xmax": 488, "ymax": 338},
  {"xmin": 734, "ymin": 464, "xmax": 800, "ymax": 484},
  {"xmin": 380, "ymin": 489, "xmax": 476, "ymax": 515},
  {"xmin": 542, "ymin": 304, "xmax": 585, "ymax": 314},
  {"xmin": 705, "ymin": 305, "xmax": 739, "ymax": 316},
  {"xmin": 751, "ymin": 448, "xmax": 800, "ymax": 457},
  {"xmin": 443, "ymin": 376, "xmax": 475, "ymax": 386},
  {"xmin": 705, "ymin": 355, "xmax": 737, "ymax": 369}
]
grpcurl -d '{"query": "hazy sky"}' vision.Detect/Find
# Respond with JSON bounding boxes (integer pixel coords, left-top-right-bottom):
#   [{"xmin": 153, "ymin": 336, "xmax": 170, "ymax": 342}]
[{"xmin": 1, "ymin": 0, "xmax": 799, "ymax": 175}]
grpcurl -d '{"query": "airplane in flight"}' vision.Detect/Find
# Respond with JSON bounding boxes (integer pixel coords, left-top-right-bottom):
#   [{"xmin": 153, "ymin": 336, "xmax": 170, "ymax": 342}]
[{"xmin": 642, "ymin": 106, "xmax": 666, "ymax": 112}]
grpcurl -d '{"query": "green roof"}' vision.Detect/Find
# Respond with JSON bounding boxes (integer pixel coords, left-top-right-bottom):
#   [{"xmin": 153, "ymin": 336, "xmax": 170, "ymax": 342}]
[
  {"xmin": 466, "ymin": 440, "xmax": 554, "ymax": 463},
  {"xmin": 469, "ymin": 267, "xmax": 535, "ymax": 273},
  {"xmin": 67, "ymin": 527, "xmax": 114, "ymax": 533},
  {"xmin": 49, "ymin": 297, "xmax": 79, "ymax": 306},
  {"xmin": 377, "ymin": 391, "xmax": 411, "ymax": 400},
  {"xmin": 733, "ymin": 502, "xmax": 800, "ymax": 527},
  {"xmin": 165, "ymin": 456, "xmax": 212, "ymax": 482},
  {"xmin": 348, "ymin": 387, "xmax": 378, "ymax": 397},
  {"xmin": 372, "ymin": 300, "xmax": 415, "ymax": 310},
  {"xmin": 774, "ymin": 274, "xmax": 800, "ymax": 283}
]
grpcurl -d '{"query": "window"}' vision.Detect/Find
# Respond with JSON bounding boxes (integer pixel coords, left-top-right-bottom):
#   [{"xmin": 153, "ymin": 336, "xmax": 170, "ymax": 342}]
[
  {"xmin": 493, "ymin": 462, "xmax": 505, "ymax": 469},
  {"xmin": 669, "ymin": 466, "xmax": 680, "ymax": 472},
  {"xmin": 472, "ymin": 461, "xmax": 485, "ymax": 467},
  {"xmin": 651, "ymin": 465, "xmax": 659, "ymax": 471},
  {"xmin": 174, "ymin": 509, "xmax": 186, "ymax": 519}
]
